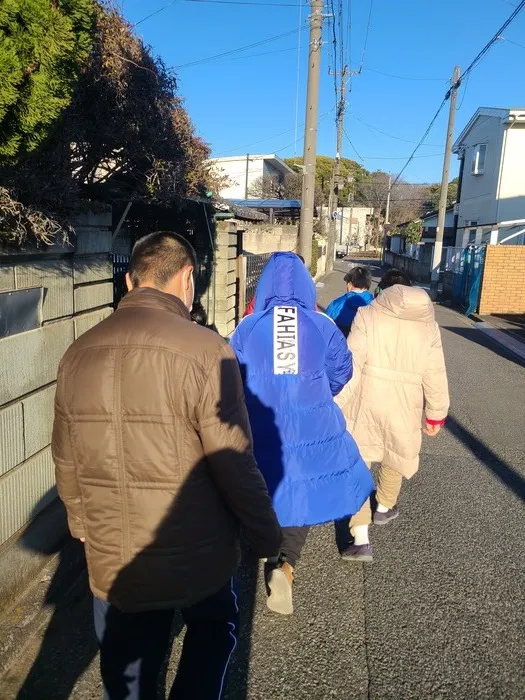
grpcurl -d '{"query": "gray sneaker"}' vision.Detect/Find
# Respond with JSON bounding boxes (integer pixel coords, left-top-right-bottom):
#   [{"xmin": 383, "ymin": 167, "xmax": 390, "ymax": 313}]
[
  {"xmin": 373, "ymin": 506, "xmax": 399, "ymax": 525},
  {"xmin": 341, "ymin": 543, "xmax": 373, "ymax": 562}
]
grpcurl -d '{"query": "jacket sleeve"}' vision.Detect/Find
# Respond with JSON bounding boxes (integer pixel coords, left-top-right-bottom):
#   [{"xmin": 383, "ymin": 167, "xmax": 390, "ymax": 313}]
[
  {"xmin": 325, "ymin": 296, "xmax": 342, "ymax": 323},
  {"xmin": 336, "ymin": 308, "xmax": 368, "ymax": 416},
  {"xmin": 347, "ymin": 308, "xmax": 368, "ymax": 379},
  {"xmin": 324, "ymin": 320, "xmax": 353, "ymax": 396},
  {"xmin": 52, "ymin": 363, "xmax": 85, "ymax": 540},
  {"xmin": 196, "ymin": 343, "xmax": 282, "ymax": 558},
  {"xmin": 422, "ymin": 323, "xmax": 450, "ymax": 421}
]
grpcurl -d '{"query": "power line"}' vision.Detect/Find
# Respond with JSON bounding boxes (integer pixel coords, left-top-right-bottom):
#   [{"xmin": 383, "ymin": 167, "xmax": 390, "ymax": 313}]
[
  {"xmin": 392, "ymin": 0, "xmax": 525, "ymax": 185},
  {"xmin": 133, "ymin": 0, "xmax": 302, "ymax": 27},
  {"xmin": 353, "ymin": 62, "xmax": 446, "ymax": 81},
  {"xmin": 359, "ymin": 0, "xmax": 373, "ymax": 72},
  {"xmin": 391, "ymin": 98, "xmax": 448, "ymax": 185},
  {"xmin": 293, "ymin": 1, "xmax": 303, "ymax": 156},
  {"xmin": 345, "ymin": 0, "xmax": 352, "ymax": 68},
  {"xmin": 175, "ymin": 27, "xmax": 305, "ymax": 68},
  {"xmin": 501, "ymin": 36, "xmax": 525, "ymax": 50},
  {"xmin": 205, "ymin": 44, "xmax": 297, "ymax": 65},
  {"xmin": 351, "ymin": 113, "xmax": 443, "ymax": 147},
  {"xmin": 365, "ymin": 152, "xmax": 445, "ymax": 160},
  {"xmin": 456, "ymin": 0, "xmax": 525, "ymax": 87},
  {"xmin": 343, "ymin": 128, "xmax": 364, "ymax": 162},
  {"xmin": 328, "ymin": 0, "xmax": 339, "ymax": 104},
  {"xmin": 338, "ymin": 0, "xmax": 345, "ymax": 79},
  {"xmin": 276, "ymin": 110, "xmax": 334, "ymax": 154},
  {"xmin": 218, "ymin": 108, "xmax": 335, "ymax": 156}
]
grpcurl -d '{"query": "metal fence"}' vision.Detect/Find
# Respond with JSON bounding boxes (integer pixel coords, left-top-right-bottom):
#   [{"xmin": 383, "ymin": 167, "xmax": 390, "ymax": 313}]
[
  {"xmin": 452, "ymin": 245, "xmax": 486, "ymax": 315},
  {"xmin": 244, "ymin": 252, "xmax": 272, "ymax": 304},
  {"xmin": 443, "ymin": 247, "xmax": 464, "ymax": 274},
  {"xmin": 113, "ymin": 254, "xmax": 130, "ymax": 307}
]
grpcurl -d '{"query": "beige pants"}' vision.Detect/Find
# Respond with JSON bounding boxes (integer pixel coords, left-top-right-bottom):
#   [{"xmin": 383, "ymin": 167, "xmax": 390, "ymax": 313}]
[{"xmin": 350, "ymin": 464, "xmax": 403, "ymax": 528}]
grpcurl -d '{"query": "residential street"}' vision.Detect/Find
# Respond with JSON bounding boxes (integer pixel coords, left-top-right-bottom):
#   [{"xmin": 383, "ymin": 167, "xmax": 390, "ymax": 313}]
[{"xmin": 2, "ymin": 261, "xmax": 524, "ymax": 700}]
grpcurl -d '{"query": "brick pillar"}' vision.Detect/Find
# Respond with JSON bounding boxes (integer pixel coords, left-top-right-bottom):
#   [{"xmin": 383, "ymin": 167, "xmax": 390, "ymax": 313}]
[{"xmin": 213, "ymin": 220, "xmax": 241, "ymax": 338}]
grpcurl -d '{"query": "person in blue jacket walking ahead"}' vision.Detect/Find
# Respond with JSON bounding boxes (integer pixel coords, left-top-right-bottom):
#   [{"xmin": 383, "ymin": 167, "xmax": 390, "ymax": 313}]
[
  {"xmin": 326, "ymin": 265, "xmax": 374, "ymax": 337},
  {"xmin": 230, "ymin": 252, "xmax": 374, "ymax": 615}
]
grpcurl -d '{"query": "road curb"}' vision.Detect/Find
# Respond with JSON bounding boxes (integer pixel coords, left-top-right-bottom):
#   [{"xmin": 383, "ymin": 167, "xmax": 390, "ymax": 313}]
[{"xmin": 474, "ymin": 321, "xmax": 525, "ymax": 362}]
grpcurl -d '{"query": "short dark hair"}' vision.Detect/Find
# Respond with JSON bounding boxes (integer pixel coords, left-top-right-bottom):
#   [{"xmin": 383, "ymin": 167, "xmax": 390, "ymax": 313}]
[
  {"xmin": 377, "ymin": 268, "xmax": 412, "ymax": 292},
  {"xmin": 344, "ymin": 266, "xmax": 372, "ymax": 290},
  {"xmin": 190, "ymin": 300, "xmax": 208, "ymax": 326},
  {"xmin": 129, "ymin": 231, "xmax": 197, "ymax": 289}
]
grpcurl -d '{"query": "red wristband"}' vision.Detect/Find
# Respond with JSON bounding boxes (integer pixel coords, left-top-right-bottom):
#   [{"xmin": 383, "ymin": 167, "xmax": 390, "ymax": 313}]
[{"xmin": 426, "ymin": 418, "xmax": 446, "ymax": 426}]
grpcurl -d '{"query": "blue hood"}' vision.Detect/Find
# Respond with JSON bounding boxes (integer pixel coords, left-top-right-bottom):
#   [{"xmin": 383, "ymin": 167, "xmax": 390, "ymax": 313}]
[
  {"xmin": 325, "ymin": 290, "xmax": 374, "ymax": 331},
  {"xmin": 254, "ymin": 252, "xmax": 316, "ymax": 312},
  {"xmin": 343, "ymin": 290, "xmax": 374, "ymax": 309}
]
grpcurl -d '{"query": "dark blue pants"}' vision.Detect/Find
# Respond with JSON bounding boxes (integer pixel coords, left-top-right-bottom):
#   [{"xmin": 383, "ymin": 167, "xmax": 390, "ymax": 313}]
[{"xmin": 93, "ymin": 578, "xmax": 239, "ymax": 700}]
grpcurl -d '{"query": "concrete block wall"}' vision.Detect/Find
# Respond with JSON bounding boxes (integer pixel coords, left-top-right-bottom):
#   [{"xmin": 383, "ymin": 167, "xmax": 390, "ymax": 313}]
[
  {"xmin": 479, "ymin": 246, "xmax": 525, "ymax": 315},
  {"xmin": 0, "ymin": 210, "xmax": 114, "ymax": 607},
  {"xmin": 243, "ymin": 224, "xmax": 298, "ymax": 255},
  {"xmin": 213, "ymin": 221, "xmax": 241, "ymax": 338}
]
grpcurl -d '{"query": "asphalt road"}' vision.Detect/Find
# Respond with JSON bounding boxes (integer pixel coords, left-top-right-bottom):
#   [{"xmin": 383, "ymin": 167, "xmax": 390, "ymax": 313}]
[{"xmin": 2, "ymin": 260, "xmax": 524, "ymax": 700}]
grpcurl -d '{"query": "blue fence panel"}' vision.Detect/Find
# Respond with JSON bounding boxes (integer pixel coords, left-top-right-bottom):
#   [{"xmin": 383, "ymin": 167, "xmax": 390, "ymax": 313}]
[{"xmin": 465, "ymin": 247, "xmax": 486, "ymax": 316}]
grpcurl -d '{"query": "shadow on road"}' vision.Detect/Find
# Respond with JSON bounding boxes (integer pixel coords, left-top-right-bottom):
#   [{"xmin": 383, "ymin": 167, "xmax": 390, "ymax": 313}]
[
  {"xmin": 13, "ymin": 358, "xmax": 282, "ymax": 700},
  {"xmin": 442, "ymin": 326, "xmax": 525, "ymax": 368},
  {"xmin": 14, "ymin": 497, "xmax": 97, "ymax": 700},
  {"xmin": 447, "ymin": 415, "xmax": 525, "ymax": 502}
]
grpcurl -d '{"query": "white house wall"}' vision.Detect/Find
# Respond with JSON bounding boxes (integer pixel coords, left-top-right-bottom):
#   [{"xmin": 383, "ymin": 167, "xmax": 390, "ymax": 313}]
[
  {"xmin": 496, "ymin": 123, "xmax": 525, "ymax": 223},
  {"xmin": 209, "ymin": 157, "xmax": 291, "ymax": 200},
  {"xmin": 212, "ymin": 158, "xmax": 250, "ymax": 199},
  {"xmin": 456, "ymin": 115, "xmax": 504, "ymax": 230},
  {"xmin": 422, "ymin": 209, "xmax": 455, "ymax": 230}
]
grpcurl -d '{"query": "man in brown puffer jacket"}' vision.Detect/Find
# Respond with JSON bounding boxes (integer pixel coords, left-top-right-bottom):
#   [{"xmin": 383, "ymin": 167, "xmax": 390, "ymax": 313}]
[{"xmin": 52, "ymin": 231, "xmax": 281, "ymax": 700}]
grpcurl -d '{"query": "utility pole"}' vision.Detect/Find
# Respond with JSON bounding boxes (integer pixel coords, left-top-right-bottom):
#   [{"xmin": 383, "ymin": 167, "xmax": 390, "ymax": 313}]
[
  {"xmin": 298, "ymin": 0, "xmax": 324, "ymax": 269},
  {"xmin": 385, "ymin": 174, "xmax": 391, "ymax": 225},
  {"xmin": 244, "ymin": 154, "xmax": 250, "ymax": 199},
  {"xmin": 326, "ymin": 68, "xmax": 348, "ymax": 273},
  {"xmin": 430, "ymin": 65, "xmax": 460, "ymax": 299},
  {"xmin": 382, "ymin": 174, "xmax": 391, "ymax": 263}
]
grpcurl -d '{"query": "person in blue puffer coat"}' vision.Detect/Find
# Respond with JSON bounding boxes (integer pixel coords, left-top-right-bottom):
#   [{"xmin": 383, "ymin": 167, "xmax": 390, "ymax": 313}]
[
  {"xmin": 230, "ymin": 252, "xmax": 374, "ymax": 615},
  {"xmin": 325, "ymin": 265, "xmax": 374, "ymax": 338}
]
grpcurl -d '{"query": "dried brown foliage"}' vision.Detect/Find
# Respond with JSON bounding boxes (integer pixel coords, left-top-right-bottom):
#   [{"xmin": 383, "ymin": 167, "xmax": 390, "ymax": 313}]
[
  {"xmin": 0, "ymin": 1, "xmax": 213, "ymax": 244},
  {"xmin": 0, "ymin": 187, "xmax": 71, "ymax": 246}
]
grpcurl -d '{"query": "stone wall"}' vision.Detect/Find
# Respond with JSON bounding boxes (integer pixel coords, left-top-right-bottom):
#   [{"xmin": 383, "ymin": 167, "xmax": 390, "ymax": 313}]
[
  {"xmin": 242, "ymin": 224, "xmax": 298, "ymax": 255},
  {"xmin": 383, "ymin": 250, "xmax": 431, "ymax": 282},
  {"xmin": 479, "ymin": 245, "xmax": 525, "ymax": 315},
  {"xmin": 212, "ymin": 220, "xmax": 241, "ymax": 338},
  {"xmin": 0, "ymin": 210, "xmax": 114, "ymax": 608}
]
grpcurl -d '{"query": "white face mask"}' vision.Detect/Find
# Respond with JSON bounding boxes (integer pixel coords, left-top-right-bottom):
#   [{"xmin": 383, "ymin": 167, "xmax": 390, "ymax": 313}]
[{"xmin": 183, "ymin": 270, "xmax": 195, "ymax": 312}]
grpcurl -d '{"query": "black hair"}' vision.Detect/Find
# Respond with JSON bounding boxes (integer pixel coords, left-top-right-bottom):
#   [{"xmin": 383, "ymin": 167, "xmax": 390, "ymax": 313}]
[
  {"xmin": 376, "ymin": 268, "xmax": 412, "ymax": 294},
  {"xmin": 190, "ymin": 300, "xmax": 208, "ymax": 326},
  {"xmin": 344, "ymin": 266, "xmax": 372, "ymax": 290},
  {"xmin": 129, "ymin": 231, "xmax": 197, "ymax": 289}
]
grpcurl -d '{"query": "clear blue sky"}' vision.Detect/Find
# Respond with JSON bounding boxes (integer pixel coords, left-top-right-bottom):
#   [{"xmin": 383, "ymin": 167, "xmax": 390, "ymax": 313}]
[{"xmin": 122, "ymin": 0, "xmax": 525, "ymax": 183}]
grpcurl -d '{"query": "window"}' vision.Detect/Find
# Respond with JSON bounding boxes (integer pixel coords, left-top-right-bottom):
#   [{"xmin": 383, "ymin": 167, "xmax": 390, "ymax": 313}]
[{"xmin": 471, "ymin": 143, "xmax": 487, "ymax": 175}]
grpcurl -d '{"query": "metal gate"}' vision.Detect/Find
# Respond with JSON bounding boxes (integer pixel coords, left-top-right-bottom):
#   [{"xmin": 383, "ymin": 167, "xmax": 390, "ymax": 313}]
[
  {"xmin": 244, "ymin": 252, "xmax": 272, "ymax": 305},
  {"xmin": 452, "ymin": 246, "xmax": 486, "ymax": 315},
  {"xmin": 113, "ymin": 254, "xmax": 130, "ymax": 307}
]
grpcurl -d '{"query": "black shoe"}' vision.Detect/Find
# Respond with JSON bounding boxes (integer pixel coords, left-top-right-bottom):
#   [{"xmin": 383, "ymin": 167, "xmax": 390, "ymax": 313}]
[
  {"xmin": 373, "ymin": 506, "xmax": 399, "ymax": 525},
  {"xmin": 341, "ymin": 543, "xmax": 373, "ymax": 562}
]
